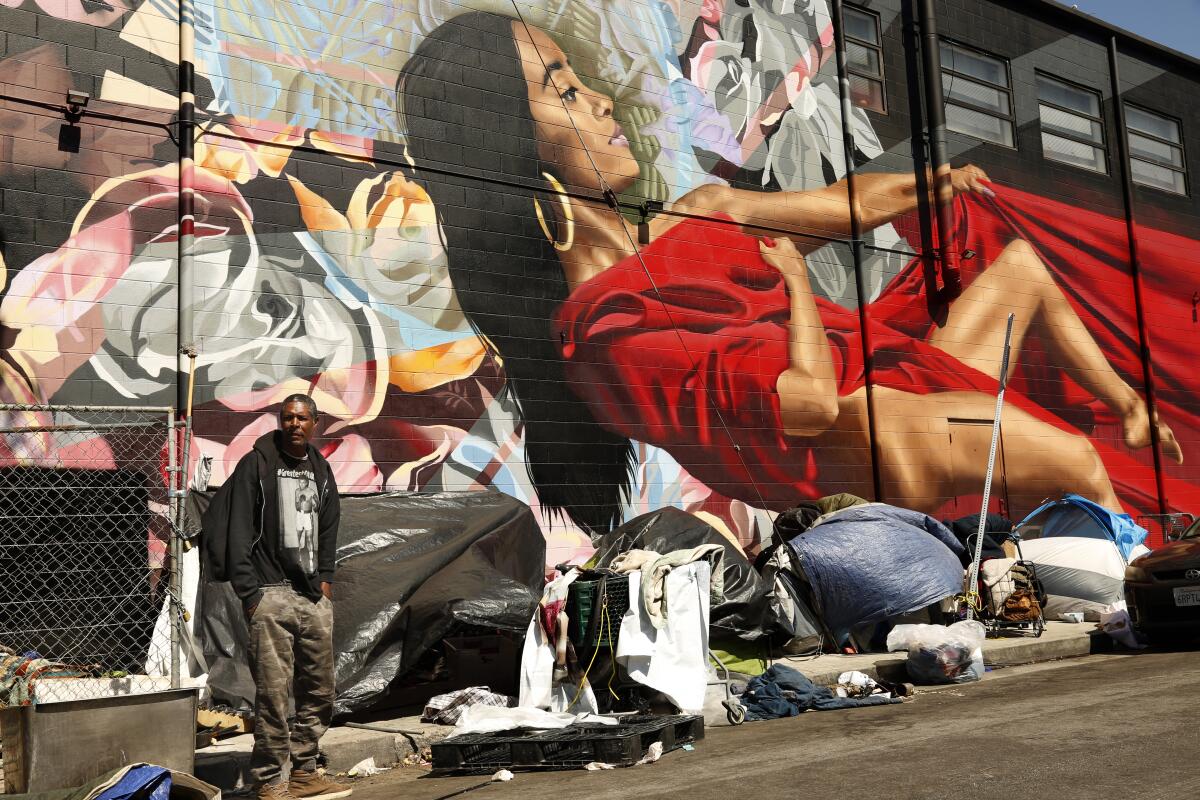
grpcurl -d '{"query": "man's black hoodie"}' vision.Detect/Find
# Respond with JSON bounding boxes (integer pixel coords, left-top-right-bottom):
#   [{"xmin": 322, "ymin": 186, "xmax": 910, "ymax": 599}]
[{"xmin": 227, "ymin": 430, "xmax": 341, "ymax": 612}]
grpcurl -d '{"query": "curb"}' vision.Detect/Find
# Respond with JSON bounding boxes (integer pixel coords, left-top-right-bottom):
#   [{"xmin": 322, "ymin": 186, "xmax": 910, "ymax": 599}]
[
  {"xmin": 195, "ymin": 720, "xmax": 448, "ymax": 789},
  {"xmin": 195, "ymin": 622, "xmax": 1098, "ymax": 789}
]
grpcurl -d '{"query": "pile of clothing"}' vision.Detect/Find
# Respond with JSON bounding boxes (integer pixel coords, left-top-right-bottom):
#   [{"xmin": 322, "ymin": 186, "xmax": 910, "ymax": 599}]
[
  {"xmin": 739, "ymin": 664, "xmax": 900, "ymax": 720},
  {"xmin": 0, "ymin": 649, "xmax": 91, "ymax": 707}
]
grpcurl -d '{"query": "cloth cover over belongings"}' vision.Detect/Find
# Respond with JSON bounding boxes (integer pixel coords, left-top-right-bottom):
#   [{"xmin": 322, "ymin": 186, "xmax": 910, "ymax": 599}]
[
  {"xmin": 739, "ymin": 664, "xmax": 899, "ymax": 720},
  {"xmin": 773, "ymin": 494, "xmax": 869, "ymax": 545},
  {"xmin": 591, "ymin": 508, "xmax": 780, "ymax": 640},
  {"xmin": 785, "ymin": 504, "xmax": 966, "ymax": 639},
  {"xmin": 422, "ymin": 686, "xmax": 514, "ymax": 725},
  {"xmin": 944, "ymin": 513, "xmax": 1013, "ymax": 567},
  {"xmin": 1014, "ymin": 494, "xmax": 1149, "ymax": 621},
  {"xmin": 610, "ymin": 544, "xmax": 723, "ymax": 629},
  {"xmin": 192, "ymin": 491, "xmax": 545, "ymax": 715},
  {"xmin": 616, "ymin": 562, "xmax": 712, "ymax": 713},
  {"xmin": 887, "ymin": 620, "xmax": 986, "ymax": 684}
]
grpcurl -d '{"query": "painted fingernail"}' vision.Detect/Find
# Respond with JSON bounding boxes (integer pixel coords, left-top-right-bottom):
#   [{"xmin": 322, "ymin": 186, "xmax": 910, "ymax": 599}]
[
  {"xmin": 762, "ymin": 237, "xmax": 776, "ymax": 248},
  {"xmin": 983, "ymin": 187, "xmax": 996, "ymax": 198}
]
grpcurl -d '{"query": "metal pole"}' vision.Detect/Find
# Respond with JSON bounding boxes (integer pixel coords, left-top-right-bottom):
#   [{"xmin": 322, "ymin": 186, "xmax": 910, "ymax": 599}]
[
  {"xmin": 1107, "ymin": 35, "xmax": 1169, "ymax": 520},
  {"xmin": 829, "ymin": 0, "xmax": 884, "ymax": 504},
  {"xmin": 965, "ymin": 313, "xmax": 1014, "ymax": 621},
  {"xmin": 167, "ymin": 407, "xmax": 181, "ymax": 688},
  {"xmin": 916, "ymin": 0, "xmax": 961, "ymax": 300},
  {"xmin": 178, "ymin": 0, "xmax": 197, "ymax": 414}
]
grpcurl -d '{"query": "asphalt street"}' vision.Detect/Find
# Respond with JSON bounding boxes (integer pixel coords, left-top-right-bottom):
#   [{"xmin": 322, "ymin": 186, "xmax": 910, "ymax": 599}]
[{"xmin": 349, "ymin": 649, "xmax": 1200, "ymax": 800}]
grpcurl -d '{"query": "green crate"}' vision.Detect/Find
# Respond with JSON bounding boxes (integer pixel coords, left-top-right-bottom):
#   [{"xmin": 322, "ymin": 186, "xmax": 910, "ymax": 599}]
[{"xmin": 566, "ymin": 574, "xmax": 631, "ymax": 647}]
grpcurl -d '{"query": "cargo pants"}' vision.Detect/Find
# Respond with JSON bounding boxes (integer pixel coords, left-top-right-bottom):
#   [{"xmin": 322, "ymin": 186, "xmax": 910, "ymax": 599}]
[{"xmin": 247, "ymin": 584, "xmax": 335, "ymax": 786}]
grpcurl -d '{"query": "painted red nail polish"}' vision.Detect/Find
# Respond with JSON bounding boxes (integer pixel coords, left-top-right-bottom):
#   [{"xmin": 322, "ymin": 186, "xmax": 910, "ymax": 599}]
[{"xmin": 762, "ymin": 237, "xmax": 776, "ymax": 248}]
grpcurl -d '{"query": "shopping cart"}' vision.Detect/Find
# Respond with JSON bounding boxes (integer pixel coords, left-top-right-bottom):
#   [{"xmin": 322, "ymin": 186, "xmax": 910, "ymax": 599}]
[{"xmin": 977, "ymin": 534, "xmax": 1046, "ymax": 638}]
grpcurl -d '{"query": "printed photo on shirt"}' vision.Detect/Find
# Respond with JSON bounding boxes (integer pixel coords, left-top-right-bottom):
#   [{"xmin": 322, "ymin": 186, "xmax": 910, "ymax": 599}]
[{"xmin": 278, "ymin": 467, "xmax": 319, "ymax": 574}]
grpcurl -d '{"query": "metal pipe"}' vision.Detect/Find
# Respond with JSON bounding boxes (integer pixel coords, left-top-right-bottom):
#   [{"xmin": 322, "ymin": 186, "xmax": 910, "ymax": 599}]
[
  {"xmin": 965, "ymin": 313, "xmax": 1015, "ymax": 621},
  {"xmin": 1107, "ymin": 36, "xmax": 1169, "ymax": 519},
  {"xmin": 178, "ymin": 0, "xmax": 197, "ymax": 415},
  {"xmin": 167, "ymin": 407, "xmax": 181, "ymax": 688},
  {"xmin": 0, "ymin": 403, "xmax": 174, "ymax": 413},
  {"xmin": 830, "ymin": 0, "xmax": 884, "ymax": 503},
  {"xmin": 916, "ymin": 0, "xmax": 961, "ymax": 301}
]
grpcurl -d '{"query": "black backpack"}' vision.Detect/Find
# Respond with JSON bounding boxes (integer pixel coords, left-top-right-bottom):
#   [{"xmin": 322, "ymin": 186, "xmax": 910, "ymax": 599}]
[{"xmin": 200, "ymin": 450, "xmax": 267, "ymax": 582}]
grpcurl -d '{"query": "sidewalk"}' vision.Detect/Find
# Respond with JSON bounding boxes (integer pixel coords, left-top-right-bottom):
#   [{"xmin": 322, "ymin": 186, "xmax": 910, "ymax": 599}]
[{"xmin": 194, "ymin": 621, "xmax": 1099, "ymax": 788}]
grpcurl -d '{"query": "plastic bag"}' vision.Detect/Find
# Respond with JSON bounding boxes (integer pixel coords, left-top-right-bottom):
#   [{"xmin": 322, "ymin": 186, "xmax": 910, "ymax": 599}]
[{"xmin": 886, "ymin": 620, "xmax": 986, "ymax": 685}]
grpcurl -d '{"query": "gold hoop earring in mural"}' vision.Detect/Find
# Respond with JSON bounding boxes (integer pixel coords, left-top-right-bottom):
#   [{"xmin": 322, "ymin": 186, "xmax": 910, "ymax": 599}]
[{"xmin": 534, "ymin": 172, "xmax": 575, "ymax": 252}]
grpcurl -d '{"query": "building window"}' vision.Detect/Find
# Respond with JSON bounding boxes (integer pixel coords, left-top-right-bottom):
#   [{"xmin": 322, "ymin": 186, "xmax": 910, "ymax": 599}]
[
  {"xmin": 1036, "ymin": 73, "xmax": 1107, "ymax": 174},
  {"xmin": 1124, "ymin": 105, "xmax": 1188, "ymax": 195},
  {"xmin": 939, "ymin": 41, "xmax": 1015, "ymax": 147},
  {"xmin": 842, "ymin": 5, "xmax": 886, "ymax": 113}
]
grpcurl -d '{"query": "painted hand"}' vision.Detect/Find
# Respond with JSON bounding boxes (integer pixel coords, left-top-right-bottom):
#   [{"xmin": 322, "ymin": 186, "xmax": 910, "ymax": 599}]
[
  {"xmin": 758, "ymin": 236, "xmax": 808, "ymax": 282},
  {"xmin": 951, "ymin": 164, "xmax": 996, "ymax": 198}
]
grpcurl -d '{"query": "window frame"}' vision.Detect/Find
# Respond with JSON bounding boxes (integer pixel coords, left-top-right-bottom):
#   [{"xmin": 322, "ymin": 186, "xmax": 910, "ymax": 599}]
[
  {"xmin": 842, "ymin": 3, "xmax": 887, "ymax": 115},
  {"xmin": 1122, "ymin": 103, "xmax": 1189, "ymax": 197},
  {"xmin": 939, "ymin": 39, "xmax": 1017, "ymax": 149},
  {"xmin": 1034, "ymin": 71, "xmax": 1109, "ymax": 175}
]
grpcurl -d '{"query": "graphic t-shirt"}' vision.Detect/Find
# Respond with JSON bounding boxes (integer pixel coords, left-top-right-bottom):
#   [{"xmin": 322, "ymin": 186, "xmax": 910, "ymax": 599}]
[{"xmin": 278, "ymin": 455, "xmax": 319, "ymax": 575}]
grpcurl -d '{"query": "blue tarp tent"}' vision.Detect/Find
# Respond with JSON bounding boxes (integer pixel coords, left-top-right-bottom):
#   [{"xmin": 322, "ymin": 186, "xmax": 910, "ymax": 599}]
[{"xmin": 786, "ymin": 504, "xmax": 965, "ymax": 643}]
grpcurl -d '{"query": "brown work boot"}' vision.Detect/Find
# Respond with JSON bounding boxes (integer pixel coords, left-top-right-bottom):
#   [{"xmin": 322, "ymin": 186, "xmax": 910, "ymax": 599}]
[
  {"xmin": 288, "ymin": 769, "xmax": 353, "ymax": 800},
  {"xmin": 256, "ymin": 782, "xmax": 295, "ymax": 800}
]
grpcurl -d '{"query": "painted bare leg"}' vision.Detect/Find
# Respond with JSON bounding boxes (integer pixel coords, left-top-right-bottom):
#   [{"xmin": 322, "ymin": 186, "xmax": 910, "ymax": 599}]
[
  {"xmin": 872, "ymin": 388, "xmax": 1123, "ymax": 513},
  {"xmin": 928, "ymin": 238, "xmax": 1183, "ymax": 464}
]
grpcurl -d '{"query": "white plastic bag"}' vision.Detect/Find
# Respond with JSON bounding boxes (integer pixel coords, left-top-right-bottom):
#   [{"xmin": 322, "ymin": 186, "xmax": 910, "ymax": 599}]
[
  {"xmin": 1099, "ymin": 603, "xmax": 1145, "ymax": 649},
  {"xmin": 887, "ymin": 620, "xmax": 986, "ymax": 685}
]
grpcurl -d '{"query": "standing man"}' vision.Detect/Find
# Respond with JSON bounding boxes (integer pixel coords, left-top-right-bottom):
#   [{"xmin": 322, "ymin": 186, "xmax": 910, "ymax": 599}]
[{"xmin": 226, "ymin": 394, "xmax": 351, "ymax": 800}]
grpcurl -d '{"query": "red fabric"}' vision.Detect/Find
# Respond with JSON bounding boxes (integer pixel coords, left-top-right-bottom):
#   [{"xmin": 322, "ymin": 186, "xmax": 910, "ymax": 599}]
[{"xmin": 553, "ymin": 185, "xmax": 1199, "ymax": 519}]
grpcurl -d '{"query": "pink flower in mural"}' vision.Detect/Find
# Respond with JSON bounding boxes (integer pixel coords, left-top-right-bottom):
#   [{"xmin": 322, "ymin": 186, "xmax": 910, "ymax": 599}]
[{"xmin": 699, "ymin": 0, "xmax": 723, "ymax": 24}]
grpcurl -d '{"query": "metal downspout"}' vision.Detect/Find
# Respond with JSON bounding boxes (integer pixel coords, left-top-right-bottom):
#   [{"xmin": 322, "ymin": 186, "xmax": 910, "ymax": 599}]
[
  {"xmin": 916, "ymin": 0, "xmax": 961, "ymax": 301},
  {"xmin": 1107, "ymin": 36, "xmax": 1169, "ymax": 519},
  {"xmin": 829, "ymin": 0, "xmax": 884, "ymax": 502},
  {"xmin": 172, "ymin": 0, "xmax": 198, "ymax": 690}
]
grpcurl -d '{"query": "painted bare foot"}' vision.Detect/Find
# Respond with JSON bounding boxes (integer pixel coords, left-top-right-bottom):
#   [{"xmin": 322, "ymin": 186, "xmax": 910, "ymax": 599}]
[{"xmin": 1122, "ymin": 399, "xmax": 1184, "ymax": 464}]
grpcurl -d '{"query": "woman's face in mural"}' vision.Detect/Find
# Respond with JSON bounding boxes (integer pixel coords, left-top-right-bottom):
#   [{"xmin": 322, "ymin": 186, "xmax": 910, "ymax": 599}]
[{"xmin": 512, "ymin": 23, "xmax": 639, "ymax": 192}]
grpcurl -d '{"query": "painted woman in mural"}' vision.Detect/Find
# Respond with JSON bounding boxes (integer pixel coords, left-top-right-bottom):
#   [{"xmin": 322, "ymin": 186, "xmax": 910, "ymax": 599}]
[{"xmin": 397, "ymin": 11, "xmax": 1181, "ymax": 533}]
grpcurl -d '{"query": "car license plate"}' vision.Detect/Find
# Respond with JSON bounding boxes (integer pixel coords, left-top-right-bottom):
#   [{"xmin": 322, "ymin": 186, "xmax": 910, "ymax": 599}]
[{"xmin": 1173, "ymin": 586, "xmax": 1200, "ymax": 607}]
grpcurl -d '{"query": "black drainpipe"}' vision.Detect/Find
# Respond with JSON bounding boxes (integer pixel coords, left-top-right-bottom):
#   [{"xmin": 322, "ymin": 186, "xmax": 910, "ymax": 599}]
[
  {"xmin": 916, "ymin": 0, "xmax": 961, "ymax": 301},
  {"xmin": 829, "ymin": 0, "xmax": 884, "ymax": 503},
  {"xmin": 1107, "ymin": 36, "xmax": 1169, "ymax": 517}
]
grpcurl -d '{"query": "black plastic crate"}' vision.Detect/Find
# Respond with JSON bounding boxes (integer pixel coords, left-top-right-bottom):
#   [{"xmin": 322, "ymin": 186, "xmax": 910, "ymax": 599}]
[
  {"xmin": 430, "ymin": 714, "xmax": 703, "ymax": 773},
  {"xmin": 566, "ymin": 574, "xmax": 631, "ymax": 647}
]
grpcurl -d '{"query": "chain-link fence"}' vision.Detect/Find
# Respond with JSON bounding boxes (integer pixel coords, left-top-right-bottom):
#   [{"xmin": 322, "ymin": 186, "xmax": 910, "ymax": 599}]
[{"xmin": 0, "ymin": 404, "xmax": 182, "ymax": 708}]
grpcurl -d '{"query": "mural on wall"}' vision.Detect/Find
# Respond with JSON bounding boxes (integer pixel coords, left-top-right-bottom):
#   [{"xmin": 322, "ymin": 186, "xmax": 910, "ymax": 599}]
[{"xmin": 0, "ymin": 0, "xmax": 1197, "ymax": 565}]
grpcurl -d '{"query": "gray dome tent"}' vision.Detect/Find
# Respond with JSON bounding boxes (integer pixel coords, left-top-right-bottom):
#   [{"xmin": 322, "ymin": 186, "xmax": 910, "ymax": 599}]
[{"xmin": 1015, "ymin": 494, "xmax": 1149, "ymax": 621}]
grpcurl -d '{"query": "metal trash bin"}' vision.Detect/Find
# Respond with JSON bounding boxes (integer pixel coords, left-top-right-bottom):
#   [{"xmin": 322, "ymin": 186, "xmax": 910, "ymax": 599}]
[{"xmin": 0, "ymin": 688, "xmax": 197, "ymax": 794}]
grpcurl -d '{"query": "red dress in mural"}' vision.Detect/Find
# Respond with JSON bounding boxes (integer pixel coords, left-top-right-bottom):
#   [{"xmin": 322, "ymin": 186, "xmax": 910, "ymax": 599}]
[{"xmin": 554, "ymin": 184, "xmax": 1198, "ymax": 519}]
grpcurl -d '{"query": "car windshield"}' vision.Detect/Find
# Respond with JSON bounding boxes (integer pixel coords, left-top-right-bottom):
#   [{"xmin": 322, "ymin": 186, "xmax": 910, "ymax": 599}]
[{"xmin": 1182, "ymin": 518, "xmax": 1200, "ymax": 540}]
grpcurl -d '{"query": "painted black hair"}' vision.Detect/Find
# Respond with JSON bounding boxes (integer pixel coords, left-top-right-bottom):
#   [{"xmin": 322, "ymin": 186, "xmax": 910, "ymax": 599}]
[{"xmin": 397, "ymin": 11, "xmax": 635, "ymax": 534}]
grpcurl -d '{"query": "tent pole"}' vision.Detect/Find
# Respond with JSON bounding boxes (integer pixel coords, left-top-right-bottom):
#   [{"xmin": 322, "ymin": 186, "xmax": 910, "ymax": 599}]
[{"xmin": 964, "ymin": 313, "xmax": 1015, "ymax": 620}]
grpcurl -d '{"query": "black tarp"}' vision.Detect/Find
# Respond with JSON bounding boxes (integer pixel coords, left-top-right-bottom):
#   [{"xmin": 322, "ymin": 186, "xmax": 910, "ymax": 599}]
[
  {"xmin": 590, "ymin": 507, "xmax": 779, "ymax": 640},
  {"xmin": 191, "ymin": 490, "xmax": 545, "ymax": 716}
]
